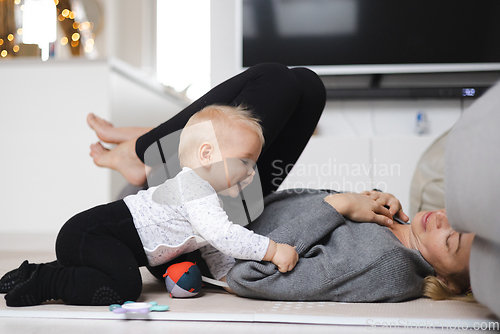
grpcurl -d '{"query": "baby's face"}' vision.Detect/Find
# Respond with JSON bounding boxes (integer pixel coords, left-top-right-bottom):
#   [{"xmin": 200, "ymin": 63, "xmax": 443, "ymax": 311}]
[{"xmin": 213, "ymin": 124, "xmax": 262, "ymax": 197}]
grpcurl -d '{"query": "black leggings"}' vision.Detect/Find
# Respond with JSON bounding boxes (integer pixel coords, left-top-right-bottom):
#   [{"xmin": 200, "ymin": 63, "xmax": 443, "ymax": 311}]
[
  {"xmin": 11, "ymin": 63, "xmax": 325, "ymax": 305},
  {"xmin": 9, "ymin": 200, "xmax": 146, "ymax": 306},
  {"xmin": 53, "ymin": 201, "xmax": 146, "ymax": 305}
]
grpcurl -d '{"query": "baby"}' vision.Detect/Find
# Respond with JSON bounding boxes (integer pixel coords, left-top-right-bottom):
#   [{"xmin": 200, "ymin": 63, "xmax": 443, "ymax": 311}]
[
  {"xmin": 124, "ymin": 104, "xmax": 299, "ymax": 280},
  {"xmin": 1, "ymin": 104, "xmax": 297, "ymax": 307}
]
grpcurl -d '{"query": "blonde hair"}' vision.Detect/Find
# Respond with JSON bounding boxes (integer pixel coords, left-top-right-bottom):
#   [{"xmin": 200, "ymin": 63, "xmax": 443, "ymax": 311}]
[
  {"xmin": 422, "ymin": 274, "xmax": 476, "ymax": 303},
  {"xmin": 178, "ymin": 104, "xmax": 264, "ymax": 167}
]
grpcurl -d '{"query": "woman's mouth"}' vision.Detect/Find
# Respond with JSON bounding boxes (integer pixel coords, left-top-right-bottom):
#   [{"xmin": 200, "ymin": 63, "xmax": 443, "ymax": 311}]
[{"xmin": 421, "ymin": 211, "xmax": 433, "ymax": 232}]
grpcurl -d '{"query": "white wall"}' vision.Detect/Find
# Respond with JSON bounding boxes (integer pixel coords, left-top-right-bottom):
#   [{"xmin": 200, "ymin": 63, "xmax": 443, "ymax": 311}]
[
  {"xmin": 0, "ymin": 60, "xmax": 110, "ymax": 237},
  {"xmin": 210, "ymin": 0, "xmax": 240, "ymax": 87},
  {"xmin": 108, "ymin": 59, "xmax": 188, "ymax": 199},
  {"xmin": 319, "ymin": 99, "xmax": 470, "ymax": 137},
  {"xmin": 0, "ymin": 59, "xmax": 185, "ymax": 236}
]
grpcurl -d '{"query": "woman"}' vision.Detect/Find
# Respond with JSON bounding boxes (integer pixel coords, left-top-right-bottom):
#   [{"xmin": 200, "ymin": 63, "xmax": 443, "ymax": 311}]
[
  {"xmin": 86, "ymin": 63, "xmax": 474, "ymax": 302},
  {"xmin": 225, "ymin": 189, "xmax": 474, "ymax": 302}
]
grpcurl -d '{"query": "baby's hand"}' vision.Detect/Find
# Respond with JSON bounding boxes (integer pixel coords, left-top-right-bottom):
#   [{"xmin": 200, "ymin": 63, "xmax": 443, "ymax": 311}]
[{"xmin": 271, "ymin": 243, "xmax": 298, "ymax": 273}]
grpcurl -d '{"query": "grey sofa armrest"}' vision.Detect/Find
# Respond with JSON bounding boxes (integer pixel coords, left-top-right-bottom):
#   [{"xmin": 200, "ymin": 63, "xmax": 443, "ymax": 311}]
[
  {"xmin": 445, "ymin": 82, "xmax": 500, "ymax": 243},
  {"xmin": 445, "ymin": 80, "xmax": 500, "ymax": 318}
]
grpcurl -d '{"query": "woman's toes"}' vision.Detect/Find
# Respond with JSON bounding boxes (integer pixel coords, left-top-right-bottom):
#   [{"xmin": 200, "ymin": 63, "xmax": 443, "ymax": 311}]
[
  {"xmin": 87, "ymin": 113, "xmax": 100, "ymax": 130},
  {"xmin": 87, "ymin": 114, "xmax": 117, "ymax": 143},
  {"xmin": 87, "ymin": 113, "xmax": 112, "ymax": 129},
  {"xmin": 89, "ymin": 139, "xmax": 146, "ymax": 186},
  {"xmin": 90, "ymin": 142, "xmax": 111, "ymax": 167},
  {"xmin": 90, "ymin": 142, "xmax": 101, "ymax": 157}
]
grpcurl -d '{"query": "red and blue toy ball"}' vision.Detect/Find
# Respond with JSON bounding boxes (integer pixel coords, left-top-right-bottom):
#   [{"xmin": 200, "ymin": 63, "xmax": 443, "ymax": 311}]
[{"xmin": 163, "ymin": 262, "xmax": 202, "ymax": 298}]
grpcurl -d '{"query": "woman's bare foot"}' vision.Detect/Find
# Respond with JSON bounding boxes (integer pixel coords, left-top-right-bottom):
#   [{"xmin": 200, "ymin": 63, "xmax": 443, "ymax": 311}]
[
  {"xmin": 87, "ymin": 113, "xmax": 153, "ymax": 144},
  {"xmin": 90, "ymin": 139, "xmax": 148, "ymax": 186}
]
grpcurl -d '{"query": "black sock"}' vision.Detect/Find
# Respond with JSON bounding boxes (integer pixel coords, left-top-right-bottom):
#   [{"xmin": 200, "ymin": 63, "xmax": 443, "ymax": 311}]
[
  {"xmin": 4, "ymin": 265, "xmax": 51, "ymax": 307},
  {"xmin": 0, "ymin": 260, "xmax": 37, "ymax": 293}
]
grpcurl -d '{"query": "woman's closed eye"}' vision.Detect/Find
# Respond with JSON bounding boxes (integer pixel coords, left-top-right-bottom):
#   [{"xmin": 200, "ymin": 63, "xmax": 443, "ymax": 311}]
[
  {"xmin": 454, "ymin": 233, "xmax": 462, "ymax": 254},
  {"xmin": 446, "ymin": 232, "xmax": 462, "ymax": 254},
  {"xmin": 446, "ymin": 232, "xmax": 454, "ymax": 250}
]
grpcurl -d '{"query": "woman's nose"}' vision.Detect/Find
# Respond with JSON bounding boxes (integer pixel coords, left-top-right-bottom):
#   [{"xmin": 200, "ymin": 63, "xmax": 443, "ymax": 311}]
[
  {"xmin": 435, "ymin": 217, "xmax": 442, "ymax": 229},
  {"xmin": 434, "ymin": 210, "xmax": 449, "ymax": 230}
]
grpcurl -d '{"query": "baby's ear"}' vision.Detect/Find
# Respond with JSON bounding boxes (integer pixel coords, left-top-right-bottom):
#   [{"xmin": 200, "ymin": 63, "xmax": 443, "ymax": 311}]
[{"xmin": 199, "ymin": 142, "xmax": 214, "ymax": 167}]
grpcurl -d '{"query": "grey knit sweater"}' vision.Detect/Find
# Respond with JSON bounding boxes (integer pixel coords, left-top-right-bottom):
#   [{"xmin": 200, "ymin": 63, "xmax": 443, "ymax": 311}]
[{"xmin": 226, "ymin": 189, "xmax": 434, "ymax": 302}]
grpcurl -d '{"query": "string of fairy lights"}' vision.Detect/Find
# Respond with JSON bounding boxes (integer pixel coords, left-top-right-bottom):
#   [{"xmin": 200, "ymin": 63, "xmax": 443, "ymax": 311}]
[
  {"xmin": 0, "ymin": 33, "xmax": 17, "ymax": 58},
  {"xmin": 0, "ymin": 0, "xmax": 95, "ymax": 59}
]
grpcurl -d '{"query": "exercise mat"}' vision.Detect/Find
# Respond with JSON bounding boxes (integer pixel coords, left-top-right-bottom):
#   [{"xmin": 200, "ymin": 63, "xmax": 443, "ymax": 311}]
[{"xmin": 0, "ymin": 252, "xmax": 497, "ymax": 329}]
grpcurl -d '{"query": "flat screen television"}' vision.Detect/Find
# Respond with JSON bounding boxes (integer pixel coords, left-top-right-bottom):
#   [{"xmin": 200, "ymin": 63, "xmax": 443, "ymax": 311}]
[{"xmin": 241, "ymin": 0, "xmax": 500, "ymax": 75}]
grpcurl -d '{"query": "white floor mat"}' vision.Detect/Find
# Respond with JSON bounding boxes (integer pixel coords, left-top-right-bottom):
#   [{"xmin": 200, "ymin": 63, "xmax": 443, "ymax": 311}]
[{"xmin": 0, "ymin": 251, "xmax": 497, "ymax": 330}]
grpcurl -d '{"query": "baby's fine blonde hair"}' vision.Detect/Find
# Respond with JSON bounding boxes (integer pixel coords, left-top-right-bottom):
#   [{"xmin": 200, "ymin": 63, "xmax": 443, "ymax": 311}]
[{"xmin": 178, "ymin": 104, "xmax": 264, "ymax": 167}]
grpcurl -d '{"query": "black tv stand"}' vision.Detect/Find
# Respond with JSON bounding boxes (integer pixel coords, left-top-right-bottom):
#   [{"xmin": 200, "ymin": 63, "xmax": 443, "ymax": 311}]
[{"xmin": 321, "ymin": 71, "xmax": 500, "ymax": 100}]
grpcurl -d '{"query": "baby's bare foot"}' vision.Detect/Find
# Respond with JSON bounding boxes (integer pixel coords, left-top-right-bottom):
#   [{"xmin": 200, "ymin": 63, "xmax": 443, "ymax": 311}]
[
  {"xmin": 90, "ymin": 140, "xmax": 147, "ymax": 186},
  {"xmin": 87, "ymin": 113, "xmax": 153, "ymax": 144}
]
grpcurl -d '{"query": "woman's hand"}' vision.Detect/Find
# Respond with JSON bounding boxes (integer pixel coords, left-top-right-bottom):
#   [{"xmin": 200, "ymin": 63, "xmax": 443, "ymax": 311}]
[
  {"xmin": 324, "ymin": 191, "xmax": 409, "ymax": 227},
  {"xmin": 360, "ymin": 190, "xmax": 409, "ymax": 222}
]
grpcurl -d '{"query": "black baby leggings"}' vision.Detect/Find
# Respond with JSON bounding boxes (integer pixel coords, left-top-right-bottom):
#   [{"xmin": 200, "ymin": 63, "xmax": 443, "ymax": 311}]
[
  {"xmin": 6, "ymin": 63, "xmax": 325, "ymax": 306},
  {"xmin": 8, "ymin": 201, "xmax": 145, "ymax": 306}
]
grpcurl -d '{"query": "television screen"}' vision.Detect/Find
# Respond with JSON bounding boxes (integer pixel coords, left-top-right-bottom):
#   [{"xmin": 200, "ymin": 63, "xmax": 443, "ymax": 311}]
[{"xmin": 242, "ymin": 0, "xmax": 500, "ymax": 74}]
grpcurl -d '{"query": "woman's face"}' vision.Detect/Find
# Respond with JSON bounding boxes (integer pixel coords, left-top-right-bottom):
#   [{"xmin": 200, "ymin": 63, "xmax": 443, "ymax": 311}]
[{"xmin": 410, "ymin": 209, "xmax": 475, "ymax": 279}]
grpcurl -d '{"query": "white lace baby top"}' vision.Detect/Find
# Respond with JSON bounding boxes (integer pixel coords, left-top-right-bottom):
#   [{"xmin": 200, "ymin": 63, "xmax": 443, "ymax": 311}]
[{"xmin": 123, "ymin": 167, "xmax": 269, "ymax": 280}]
